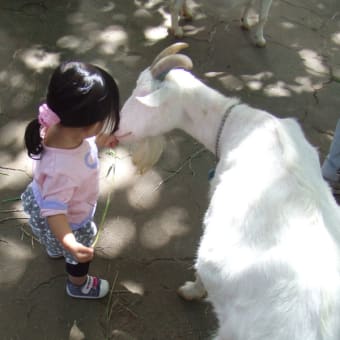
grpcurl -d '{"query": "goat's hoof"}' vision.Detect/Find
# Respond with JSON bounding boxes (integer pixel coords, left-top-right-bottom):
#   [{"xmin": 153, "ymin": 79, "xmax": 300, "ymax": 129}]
[
  {"xmin": 177, "ymin": 281, "xmax": 207, "ymax": 301},
  {"xmin": 255, "ymin": 39, "xmax": 266, "ymax": 48},
  {"xmin": 169, "ymin": 27, "xmax": 184, "ymax": 38},
  {"xmin": 181, "ymin": 9, "xmax": 193, "ymax": 21},
  {"xmin": 240, "ymin": 19, "xmax": 250, "ymax": 31},
  {"xmin": 183, "ymin": 14, "xmax": 193, "ymax": 21}
]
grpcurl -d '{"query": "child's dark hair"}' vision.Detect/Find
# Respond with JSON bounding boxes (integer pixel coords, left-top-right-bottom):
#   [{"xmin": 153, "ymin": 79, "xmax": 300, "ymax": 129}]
[{"xmin": 24, "ymin": 62, "xmax": 120, "ymax": 158}]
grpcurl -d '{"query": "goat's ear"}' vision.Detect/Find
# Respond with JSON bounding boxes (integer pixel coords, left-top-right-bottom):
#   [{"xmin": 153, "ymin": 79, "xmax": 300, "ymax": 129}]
[{"xmin": 136, "ymin": 88, "xmax": 169, "ymax": 108}]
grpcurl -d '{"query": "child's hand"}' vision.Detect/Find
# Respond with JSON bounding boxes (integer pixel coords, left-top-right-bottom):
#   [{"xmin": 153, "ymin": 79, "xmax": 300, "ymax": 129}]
[
  {"xmin": 62, "ymin": 234, "xmax": 94, "ymax": 262},
  {"xmin": 95, "ymin": 133, "xmax": 119, "ymax": 149},
  {"xmin": 69, "ymin": 242, "xmax": 94, "ymax": 263},
  {"xmin": 47, "ymin": 215, "xmax": 94, "ymax": 263}
]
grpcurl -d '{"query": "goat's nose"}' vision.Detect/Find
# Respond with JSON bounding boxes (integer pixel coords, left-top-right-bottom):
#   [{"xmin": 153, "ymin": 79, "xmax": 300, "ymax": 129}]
[{"xmin": 114, "ymin": 131, "xmax": 132, "ymax": 140}]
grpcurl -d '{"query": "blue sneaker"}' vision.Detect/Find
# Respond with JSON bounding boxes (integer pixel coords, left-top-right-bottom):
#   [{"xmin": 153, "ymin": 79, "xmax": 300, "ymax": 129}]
[{"xmin": 66, "ymin": 275, "xmax": 109, "ymax": 299}]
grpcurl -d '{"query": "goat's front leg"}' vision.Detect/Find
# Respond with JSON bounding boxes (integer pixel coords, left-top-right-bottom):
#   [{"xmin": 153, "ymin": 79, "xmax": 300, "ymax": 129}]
[
  {"xmin": 181, "ymin": 0, "xmax": 193, "ymax": 21},
  {"xmin": 177, "ymin": 272, "xmax": 207, "ymax": 300},
  {"xmin": 240, "ymin": 0, "xmax": 255, "ymax": 31},
  {"xmin": 253, "ymin": 0, "xmax": 273, "ymax": 47},
  {"xmin": 170, "ymin": 0, "xmax": 185, "ymax": 37}
]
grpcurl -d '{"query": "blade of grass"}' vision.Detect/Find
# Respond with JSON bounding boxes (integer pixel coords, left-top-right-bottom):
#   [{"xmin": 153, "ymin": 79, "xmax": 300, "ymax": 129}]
[
  {"xmin": 91, "ymin": 190, "xmax": 111, "ymax": 247},
  {"xmin": 106, "ymin": 271, "xmax": 119, "ymax": 321},
  {"xmin": 1, "ymin": 196, "xmax": 21, "ymax": 203},
  {"xmin": 91, "ymin": 154, "xmax": 116, "ymax": 247}
]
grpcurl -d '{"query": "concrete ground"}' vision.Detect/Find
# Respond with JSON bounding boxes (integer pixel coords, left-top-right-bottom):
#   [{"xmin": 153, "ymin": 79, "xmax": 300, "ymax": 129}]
[{"xmin": 0, "ymin": 0, "xmax": 340, "ymax": 339}]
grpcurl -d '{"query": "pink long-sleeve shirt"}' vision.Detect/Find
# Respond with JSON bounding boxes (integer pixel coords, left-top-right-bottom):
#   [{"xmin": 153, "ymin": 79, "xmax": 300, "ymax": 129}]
[{"xmin": 31, "ymin": 137, "xmax": 99, "ymax": 230}]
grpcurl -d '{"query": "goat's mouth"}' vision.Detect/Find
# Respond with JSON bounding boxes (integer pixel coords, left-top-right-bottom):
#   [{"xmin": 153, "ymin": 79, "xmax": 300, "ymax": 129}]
[{"xmin": 115, "ymin": 132, "xmax": 132, "ymax": 141}]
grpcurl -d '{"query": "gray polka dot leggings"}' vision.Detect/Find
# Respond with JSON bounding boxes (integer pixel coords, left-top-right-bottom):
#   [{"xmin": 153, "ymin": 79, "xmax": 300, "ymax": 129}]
[{"xmin": 21, "ymin": 185, "xmax": 97, "ymax": 276}]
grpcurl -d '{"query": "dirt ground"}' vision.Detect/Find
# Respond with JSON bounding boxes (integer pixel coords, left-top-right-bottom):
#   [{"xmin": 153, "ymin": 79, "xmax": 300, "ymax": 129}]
[{"xmin": 1, "ymin": 0, "xmax": 340, "ymax": 339}]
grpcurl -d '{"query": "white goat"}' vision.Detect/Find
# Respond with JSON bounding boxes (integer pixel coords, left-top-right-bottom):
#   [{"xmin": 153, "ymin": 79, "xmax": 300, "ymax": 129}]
[
  {"xmin": 115, "ymin": 43, "xmax": 340, "ymax": 340},
  {"xmin": 170, "ymin": 0, "xmax": 273, "ymax": 47}
]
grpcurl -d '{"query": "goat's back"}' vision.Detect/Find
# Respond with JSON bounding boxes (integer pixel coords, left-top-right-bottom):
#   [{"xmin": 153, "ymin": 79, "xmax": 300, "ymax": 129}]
[{"xmin": 196, "ymin": 110, "xmax": 340, "ymax": 340}]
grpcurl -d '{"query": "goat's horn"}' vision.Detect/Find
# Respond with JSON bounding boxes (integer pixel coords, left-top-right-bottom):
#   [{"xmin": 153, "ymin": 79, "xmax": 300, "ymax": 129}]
[
  {"xmin": 151, "ymin": 42, "xmax": 189, "ymax": 68},
  {"xmin": 151, "ymin": 54, "xmax": 193, "ymax": 79}
]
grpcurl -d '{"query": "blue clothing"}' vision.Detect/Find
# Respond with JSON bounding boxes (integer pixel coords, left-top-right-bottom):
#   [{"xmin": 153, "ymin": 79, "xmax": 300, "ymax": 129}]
[{"xmin": 322, "ymin": 119, "xmax": 340, "ymax": 182}]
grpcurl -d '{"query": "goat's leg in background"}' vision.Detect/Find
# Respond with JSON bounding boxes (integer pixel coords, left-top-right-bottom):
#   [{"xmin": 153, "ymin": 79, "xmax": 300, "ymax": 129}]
[
  {"xmin": 170, "ymin": 0, "xmax": 273, "ymax": 47},
  {"xmin": 170, "ymin": 0, "xmax": 185, "ymax": 37},
  {"xmin": 253, "ymin": 0, "xmax": 273, "ymax": 47},
  {"xmin": 170, "ymin": 0, "xmax": 192, "ymax": 37},
  {"xmin": 240, "ymin": 0, "xmax": 255, "ymax": 30}
]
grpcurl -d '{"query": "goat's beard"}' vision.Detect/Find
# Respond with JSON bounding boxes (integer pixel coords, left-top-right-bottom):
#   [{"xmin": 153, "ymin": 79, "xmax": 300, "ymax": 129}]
[{"xmin": 131, "ymin": 135, "xmax": 166, "ymax": 174}]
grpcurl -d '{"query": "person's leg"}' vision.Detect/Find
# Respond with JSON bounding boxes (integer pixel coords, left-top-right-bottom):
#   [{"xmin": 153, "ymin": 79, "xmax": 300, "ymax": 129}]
[
  {"xmin": 65, "ymin": 261, "xmax": 109, "ymax": 299},
  {"xmin": 22, "ymin": 185, "xmax": 63, "ymax": 258},
  {"xmin": 44, "ymin": 228, "xmax": 64, "ymax": 258},
  {"xmin": 322, "ymin": 119, "xmax": 340, "ymax": 192},
  {"xmin": 64, "ymin": 222, "xmax": 109, "ymax": 299},
  {"xmin": 66, "ymin": 262, "xmax": 89, "ymax": 285}
]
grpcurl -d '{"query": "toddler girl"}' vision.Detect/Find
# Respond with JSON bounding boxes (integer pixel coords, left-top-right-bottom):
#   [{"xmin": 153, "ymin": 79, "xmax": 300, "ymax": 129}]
[{"xmin": 22, "ymin": 61, "xmax": 120, "ymax": 299}]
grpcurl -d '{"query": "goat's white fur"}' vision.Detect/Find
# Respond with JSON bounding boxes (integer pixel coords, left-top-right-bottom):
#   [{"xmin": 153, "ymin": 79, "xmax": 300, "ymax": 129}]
[
  {"xmin": 115, "ymin": 45, "xmax": 340, "ymax": 339},
  {"xmin": 170, "ymin": 0, "xmax": 273, "ymax": 47}
]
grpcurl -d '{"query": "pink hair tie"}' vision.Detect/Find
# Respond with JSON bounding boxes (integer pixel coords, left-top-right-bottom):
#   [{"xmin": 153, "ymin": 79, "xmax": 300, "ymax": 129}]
[{"xmin": 38, "ymin": 103, "xmax": 60, "ymax": 128}]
